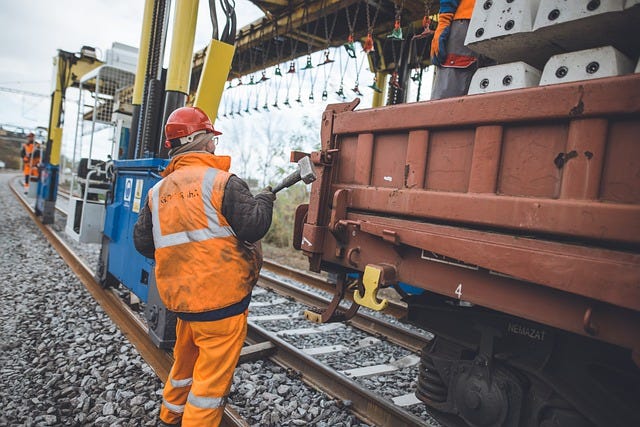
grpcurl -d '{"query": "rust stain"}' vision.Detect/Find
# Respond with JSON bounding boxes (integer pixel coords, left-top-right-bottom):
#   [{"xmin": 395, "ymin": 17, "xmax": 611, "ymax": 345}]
[
  {"xmin": 404, "ymin": 164, "xmax": 410, "ymax": 187},
  {"xmin": 570, "ymin": 86, "xmax": 585, "ymax": 116}
]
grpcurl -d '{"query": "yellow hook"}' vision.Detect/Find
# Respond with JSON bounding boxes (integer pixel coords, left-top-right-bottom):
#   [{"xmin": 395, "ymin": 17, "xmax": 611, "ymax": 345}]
[{"xmin": 354, "ymin": 265, "xmax": 389, "ymax": 311}]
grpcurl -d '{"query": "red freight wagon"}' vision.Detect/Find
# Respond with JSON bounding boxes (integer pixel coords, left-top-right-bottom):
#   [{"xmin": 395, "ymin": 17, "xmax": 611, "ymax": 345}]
[{"xmin": 294, "ymin": 74, "xmax": 640, "ymax": 427}]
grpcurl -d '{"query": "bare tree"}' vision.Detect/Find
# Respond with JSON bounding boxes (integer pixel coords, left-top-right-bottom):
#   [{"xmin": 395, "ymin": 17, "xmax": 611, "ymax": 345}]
[
  {"xmin": 219, "ymin": 117, "xmax": 253, "ymax": 180},
  {"xmin": 255, "ymin": 112, "xmax": 289, "ymax": 188}
]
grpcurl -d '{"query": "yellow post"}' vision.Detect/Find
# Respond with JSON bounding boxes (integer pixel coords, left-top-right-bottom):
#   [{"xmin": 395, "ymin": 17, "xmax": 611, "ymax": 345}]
[
  {"xmin": 47, "ymin": 53, "xmax": 100, "ymax": 165},
  {"xmin": 371, "ymin": 71, "xmax": 387, "ymax": 108},
  {"xmin": 48, "ymin": 57, "xmax": 64, "ymax": 166},
  {"xmin": 132, "ymin": 0, "xmax": 155, "ymax": 105},
  {"xmin": 194, "ymin": 39, "xmax": 236, "ymax": 122},
  {"xmin": 166, "ymin": 0, "xmax": 200, "ymax": 94}
]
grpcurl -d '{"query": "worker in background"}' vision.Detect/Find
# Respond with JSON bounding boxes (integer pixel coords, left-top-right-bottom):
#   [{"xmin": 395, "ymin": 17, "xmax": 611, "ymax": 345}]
[
  {"xmin": 430, "ymin": 0, "xmax": 484, "ymax": 99},
  {"xmin": 30, "ymin": 142, "xmax": 42, "ymax": 181},
  {"xmin": 133, "ymin": 106, "xmax": 275, "ymax": 426},
  {"xmin": 20, "ymin": 132, "xmax": 35, "ymax": 193}
]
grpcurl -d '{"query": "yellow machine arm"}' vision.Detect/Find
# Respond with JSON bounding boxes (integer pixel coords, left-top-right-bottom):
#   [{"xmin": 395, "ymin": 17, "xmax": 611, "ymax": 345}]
[{"xmin": 37, "ymin": 49, "xmax": 102, "ymax": 224}]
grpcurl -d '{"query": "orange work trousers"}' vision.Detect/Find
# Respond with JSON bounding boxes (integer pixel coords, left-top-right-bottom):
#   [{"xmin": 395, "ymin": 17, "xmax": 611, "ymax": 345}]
[{"xmin": 160, "ymin": 312, "xmax": 247, "ymax": 426}]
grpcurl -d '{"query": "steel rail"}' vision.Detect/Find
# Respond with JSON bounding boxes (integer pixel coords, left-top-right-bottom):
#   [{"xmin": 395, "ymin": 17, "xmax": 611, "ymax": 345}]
[
  {"xmin": 246, "ymin": 321, "xmax": 428, "ymax": 427},
  {"xmin": 262, "ymin": 258, "xmax": 409, "ymax": 319},
  {"xmin": 19, "ymin": 179, "xmax": 437, "ymax": 426},
  {"xmin": 258, "ymin": 272, "xmax": 430, "ymax": 354},
  {"xmin": 52, "ymin": 188, "xmax": 423, "ymax": 352},
  {"xmin": 10, "ymin": 179, "xmax": 248, "ymax": 427}
]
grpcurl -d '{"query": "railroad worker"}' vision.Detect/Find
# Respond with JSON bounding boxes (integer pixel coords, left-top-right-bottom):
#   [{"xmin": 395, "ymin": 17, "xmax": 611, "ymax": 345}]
[
  {"xmin": 430, "ymin": 0, "xmax": 484, "ymax": 99},
  {"xmin": 29, "ymin": 142, "xmax": 42, "ymax": 181},
  {"xmin": 20, "ymin": 132, "xmax": 35, "ymax": 193},
  {"xmin": 133, "ymin": 106, "xmax": 275, "ymax": 426}
]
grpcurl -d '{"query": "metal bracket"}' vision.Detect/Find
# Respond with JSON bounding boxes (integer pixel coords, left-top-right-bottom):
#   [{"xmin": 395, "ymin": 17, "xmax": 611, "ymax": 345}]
[
  {"xmin": 290, "ymin": 150, "xmax": 311, "ymax": 163},
  {"xmin": 304, "ymin": 273, "xmax": 360, "ymax": 323}
]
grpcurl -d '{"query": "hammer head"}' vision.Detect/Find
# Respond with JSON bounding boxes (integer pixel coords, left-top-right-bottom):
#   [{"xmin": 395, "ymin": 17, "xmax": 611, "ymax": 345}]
[{"xmin": 298, "ymin": 156, "xmax": 317, "ymax": 184}]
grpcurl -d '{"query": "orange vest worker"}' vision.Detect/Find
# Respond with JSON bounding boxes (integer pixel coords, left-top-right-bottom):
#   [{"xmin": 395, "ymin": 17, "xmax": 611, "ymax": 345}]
[
  {"xmin": 133, "ymin": 107, "xmax": 275, "ymax": 427},
  {"xmin": 21, "ymin": 133, "xmax": 36, "ymax": 190}
]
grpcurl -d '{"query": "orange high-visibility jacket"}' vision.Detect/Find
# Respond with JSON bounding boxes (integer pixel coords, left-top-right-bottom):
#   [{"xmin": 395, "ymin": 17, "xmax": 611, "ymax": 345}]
[
  {"xmin": 22, "ymin": 142, "xmax": 34, "ymax": 175},
  {"xmin": 30, "ymin": 148, "xmax": 41, "ymax": 178},
  {"xmin": 148, "ymin": 153, "xmax": 259, "ymax": 314},
  {"xmin": 453, "ymin": 0, "xmax": 475, "ymax": 20}
]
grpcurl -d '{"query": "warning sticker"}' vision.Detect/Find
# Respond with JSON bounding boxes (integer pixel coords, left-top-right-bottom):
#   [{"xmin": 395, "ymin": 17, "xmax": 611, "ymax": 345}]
[
  {"xmin": 124, "ymin": 178, "xmax": 133, "ymax": 202},
  {"xmin": 132, "ymin": 179, "xmax": 144, "ymax": 213}
]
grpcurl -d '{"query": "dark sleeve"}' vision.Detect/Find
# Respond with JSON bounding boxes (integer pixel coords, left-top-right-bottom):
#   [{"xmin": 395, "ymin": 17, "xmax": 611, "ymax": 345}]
[
  {"xmin": 20, "ymin": 146, "xmax": 26, "ymax": 158},
  {"xmin": 133, "ymin": 199, "xmax": 156, "ymax": 259},
  {"xmin": 221, "ymin": 175, "xmax": 274, "ymax": 243}
]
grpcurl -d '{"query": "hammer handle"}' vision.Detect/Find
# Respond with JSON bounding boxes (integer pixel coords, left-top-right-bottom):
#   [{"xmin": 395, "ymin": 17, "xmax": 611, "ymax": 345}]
[{"xmin": 271, "ymin": 171, "xmax": 300, "ymax": 194}]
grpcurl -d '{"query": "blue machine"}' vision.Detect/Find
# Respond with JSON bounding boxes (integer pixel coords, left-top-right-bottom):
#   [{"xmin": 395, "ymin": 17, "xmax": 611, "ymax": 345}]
[
  {"xmin": 35, "ymin": 164, "xmax": 59, "ymax": 224},
  {"xmin": 101, "ymin": 158, "xmax": 166, "ymax": 298},
  {"xmin": 98, "ymin": 158, "xmax": 175, "ymax": 348}
]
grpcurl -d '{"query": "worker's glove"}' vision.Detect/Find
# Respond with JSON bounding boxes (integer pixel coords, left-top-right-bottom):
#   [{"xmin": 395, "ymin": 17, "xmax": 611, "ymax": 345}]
[
  {"xmin": 258, "ymin": 186, "xmax": 276, "ymax": 202},
  {"xmin": 430, "ymin": 12, "xmax": 455, "ymax": 66}
]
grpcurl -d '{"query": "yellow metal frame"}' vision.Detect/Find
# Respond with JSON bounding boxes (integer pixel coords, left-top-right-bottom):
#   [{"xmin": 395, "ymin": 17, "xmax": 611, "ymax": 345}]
[
  {"xmin": 371, "ymin": 71, "xmax": 388, "ymax": 108},
  {"xmin": 194, "ymin": 39, "xmax": 236, "ymax": 123},
  {"xmin": 166, "ymin": 0, "xmax": 200, "ymax": 94},
  {"xmin": 132, "ymin": 0, "xmax": 155, "ymax": 105},
  {"xmin": 48, "ymin": 54, "xmax": 102, "ymax": 166}
]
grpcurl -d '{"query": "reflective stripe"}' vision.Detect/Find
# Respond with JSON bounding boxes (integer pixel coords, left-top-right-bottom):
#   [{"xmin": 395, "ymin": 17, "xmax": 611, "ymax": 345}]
[
  {"xmin": 170, "ymin": 376, "xmax": 193, "ymax": 388},
  {"xmin": 201, "ymin": 168, "xmax": 234, "ymax": 238},
  {"xmin": 162, "ymin": 399, "xmax": 185, "ymax": 414},
  {"xmin": 187, "ymin": 391, "xmax": 226, "ymax": 409},
  {"xmin": 150, "ymin": 168, "xmax": 235, "ymax": 249}
]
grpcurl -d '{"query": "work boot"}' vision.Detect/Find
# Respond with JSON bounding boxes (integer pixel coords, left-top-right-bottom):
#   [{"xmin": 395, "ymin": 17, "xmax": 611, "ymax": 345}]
[{"xmin": 158, "ymin": 420, "xmax": 181, "ymax": 427}]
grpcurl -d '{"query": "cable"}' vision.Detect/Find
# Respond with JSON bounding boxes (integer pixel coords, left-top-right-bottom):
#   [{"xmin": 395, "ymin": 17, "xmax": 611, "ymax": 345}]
[
  {"xmin": 209, "ymin": 0, "xmax": 219, "ymax": 40},
  {"xmin": 219, "ymin": 0, "xmax": 236, "ymax": 44}
]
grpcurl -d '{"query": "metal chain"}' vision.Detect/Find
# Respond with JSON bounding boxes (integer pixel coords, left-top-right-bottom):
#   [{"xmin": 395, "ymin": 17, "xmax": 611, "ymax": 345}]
[
  {"xmin": 287, "ymin": 13, "xmax": 300, "ymax": 60},
  {"xmin": 365, "ymin": 0, "xmax": 381, "ymax": 32},
  {"xmin": 322, "ymin": 0, "xmax": 339, "ymax": 46},
  {"xmin": 345, "ymin": 1, "xmax": 361, "ymax": 36}
]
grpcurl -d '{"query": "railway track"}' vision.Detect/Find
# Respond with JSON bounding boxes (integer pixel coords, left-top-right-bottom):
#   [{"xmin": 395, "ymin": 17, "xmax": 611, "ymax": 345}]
[
  {"xmin": 11, "ymin": 180, "xmax": 247, "ymax": 427},
  {"xmin": 12, "ymin": 179, "xmax": 442, "ymax": 426}
]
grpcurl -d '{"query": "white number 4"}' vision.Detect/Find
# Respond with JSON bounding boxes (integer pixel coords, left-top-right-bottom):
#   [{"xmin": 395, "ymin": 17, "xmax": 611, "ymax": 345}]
[{"xmin": 455, "ymin": 283, "xmax": 463, "ymax": 299}]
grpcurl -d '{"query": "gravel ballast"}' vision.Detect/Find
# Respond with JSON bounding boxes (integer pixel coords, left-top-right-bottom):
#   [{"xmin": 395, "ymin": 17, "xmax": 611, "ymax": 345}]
[
  {"xmin": 3, "ymin": 174, "xmax": 438, "ymax": 426},
  {"xmin": 0, "ymin": 174, "xmax": 163, "ymax": 426}
]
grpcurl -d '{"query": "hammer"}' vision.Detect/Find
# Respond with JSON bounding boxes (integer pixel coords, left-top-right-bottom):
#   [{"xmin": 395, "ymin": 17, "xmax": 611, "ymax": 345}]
[{"xmin": 271, "ymin": 156, "xmax": 317, "ymax": 194}]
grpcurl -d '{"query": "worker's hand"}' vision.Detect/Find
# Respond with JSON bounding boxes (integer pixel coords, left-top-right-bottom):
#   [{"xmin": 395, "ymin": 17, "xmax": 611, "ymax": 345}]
[
  {"xmin": 430, "ymin": 12, "xmax": 454, "ymax": 66},
  {"xmin": 259, "ymin": 186, "xmax": 276, "ymax": 202}
]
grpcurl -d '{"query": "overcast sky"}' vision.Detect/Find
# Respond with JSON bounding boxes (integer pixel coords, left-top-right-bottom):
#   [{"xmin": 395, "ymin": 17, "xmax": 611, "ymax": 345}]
[
  {"xmin": 0, "ymin": 1, "xmax": 431, "ymax": 169},
  {"xmin": 0, "ymin": 0, "xmax": 263, "ymax": 153}
]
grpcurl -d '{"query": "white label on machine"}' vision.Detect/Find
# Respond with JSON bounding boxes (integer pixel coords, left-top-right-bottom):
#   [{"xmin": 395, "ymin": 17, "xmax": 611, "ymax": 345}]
[
  {"xmin": 124, "ymin": 178, "xmax": 133, "ymax": 202},
  {"xmin": 132, "ymin": 179, "xmax": 143, "ymax": 213}
]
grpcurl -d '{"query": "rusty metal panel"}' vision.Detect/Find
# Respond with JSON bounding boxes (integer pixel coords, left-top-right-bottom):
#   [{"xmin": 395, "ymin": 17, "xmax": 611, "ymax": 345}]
[
  {"xmin": 298, "ymin": 75, "xmax": 640, "ymax": 354},
  {"xmin": 340, "ymin": 186, "xmax": 640, "ymax": 244},
  {"xmin": 371, "ymin": 133, "xmax": 409, "ymax": 188},
  {"xmin": 332, "ymin": 74, "xmax": 640, "ymax": 134},
  {"xmin": 468, "ymin": 126, "xmax": 503, "ymax": 193},
  {"xmin": 404, "ymin": 130, "xmax": 429, "ymax": 189},
  {"xmin": 336, "ymin": 135, "xmax": 358, "ymax": 185},
  {"xmin": 350, "ymin": 212, "xmax": 640, "ymax": 312},
  {"xmin": 559, "ymin": 118, "xmax": 608, "ymax": 200},
  {"xmin": 600, "ymin": 119, "xmax": 640, "ymax": 203},
  {"xmin": 425, "ymin": 129, "xmax": 475, "ymax": 193},
  {"xmin": 498, "ymin": 123, "xmax": 567, "ymax": 198},
  {"xmin": 318, "ymin": 223, "xmax": 640, "ymax": 354}
]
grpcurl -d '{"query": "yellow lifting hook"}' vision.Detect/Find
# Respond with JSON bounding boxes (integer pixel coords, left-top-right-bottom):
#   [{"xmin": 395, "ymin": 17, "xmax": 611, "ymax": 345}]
[{"xmin": 354, "ymin": 265, "xmax": 390, "ymax": 311}]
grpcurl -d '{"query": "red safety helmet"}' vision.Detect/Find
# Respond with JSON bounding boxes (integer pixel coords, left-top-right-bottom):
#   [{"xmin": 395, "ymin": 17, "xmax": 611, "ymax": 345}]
[{"xmin": 164, "ymin": 106, "xmax": 221, "ymax": 149}]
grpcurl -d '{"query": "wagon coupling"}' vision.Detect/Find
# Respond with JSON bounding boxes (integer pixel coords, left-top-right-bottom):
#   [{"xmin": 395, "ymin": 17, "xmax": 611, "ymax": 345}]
[{"xmin": 353, "ymin": 264, "xmax": 397, "ymax": 311}]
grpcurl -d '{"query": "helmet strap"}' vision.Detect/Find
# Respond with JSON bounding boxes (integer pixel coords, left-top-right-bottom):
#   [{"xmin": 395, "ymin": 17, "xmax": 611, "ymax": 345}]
[{"xmin": 170, "ymin": 130, "xmax": 209, "ymax": 148}]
